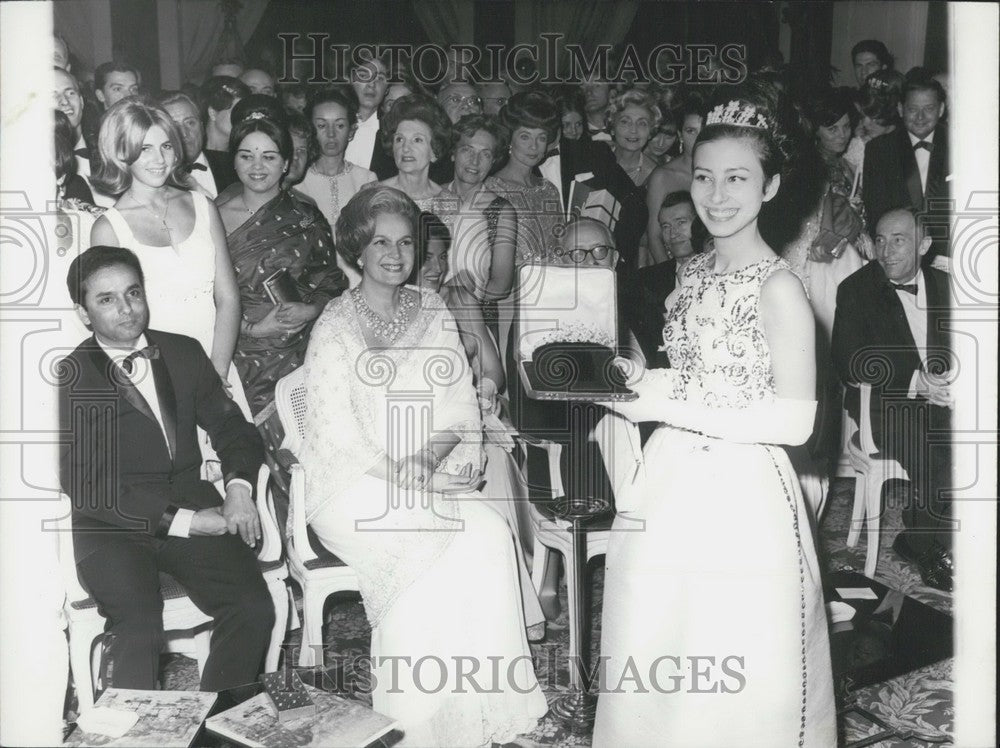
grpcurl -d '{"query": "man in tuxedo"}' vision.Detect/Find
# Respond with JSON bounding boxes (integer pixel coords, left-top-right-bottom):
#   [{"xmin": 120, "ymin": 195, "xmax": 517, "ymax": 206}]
[
  {"xmin": 538, "ymin": 124, "xmax": 647, "ymax": 269},
  {"xmin": 862, "ymin": 75, "xmax": 950, "ymax": 258},
  {"xmin": 160, "ymin": 91, "xmax": 221, "ymax": 198},
  {"xmin": 59, "ymin": 246, "xmax": 274, "ymax": 691},
  {"xmin": 832, "ymin": 208, "xmax": 954, "ymax": 590}
]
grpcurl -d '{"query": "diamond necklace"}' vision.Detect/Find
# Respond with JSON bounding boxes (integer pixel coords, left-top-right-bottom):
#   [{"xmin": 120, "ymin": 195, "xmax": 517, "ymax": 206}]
[{"xmin": 352, "ymin": 286, "xmax": 416, "ymax": 343}]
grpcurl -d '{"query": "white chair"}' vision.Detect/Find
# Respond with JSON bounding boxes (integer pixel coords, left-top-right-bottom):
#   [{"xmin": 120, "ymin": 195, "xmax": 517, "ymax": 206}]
[
  {"xmin": 845, "ymin": 382, "xmax": 909, "ymax": 577},
  {"xmin": 58, "ymin": 464, "xmax": 292, "ymax": 712},
  {"xmin": 274, "ymin": 368, "xmax": 360, "ymax": 667},
  {"xmin": 519, "ymin": 434, "xmax": 612, "ymax": 663}
]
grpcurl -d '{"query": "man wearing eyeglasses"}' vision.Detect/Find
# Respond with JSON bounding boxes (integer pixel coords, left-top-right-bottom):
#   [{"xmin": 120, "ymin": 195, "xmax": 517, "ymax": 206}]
[
  {"xmin": 555, "ymin": 215, "xmax": 620, "ymax": 268},
  {"xmin": 479, "ymin": 81, "xmax": 511, "ymax": 116},
  {"xmin": 437, "ymin": 81, "xmax": 483, "ymax": 124}
]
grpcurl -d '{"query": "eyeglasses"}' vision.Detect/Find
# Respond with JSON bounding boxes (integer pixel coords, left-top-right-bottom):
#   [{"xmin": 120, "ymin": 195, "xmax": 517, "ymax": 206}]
[
  {"xmin": 484, "ymin": 96, "xmax": 508, "ymax": 108},
  {"xmin": 443, "ymin": 95, "xmax": 483, "ymax": 109},
  {"xmin": 556, "ymin": 245, "xmax": 615, "ymax": 263}
]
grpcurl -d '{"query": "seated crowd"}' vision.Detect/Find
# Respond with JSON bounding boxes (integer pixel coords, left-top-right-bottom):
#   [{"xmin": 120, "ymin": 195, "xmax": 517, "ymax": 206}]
[{"xmin": 52, "ymin": 30, "xmax": 954, "ymax": 745}]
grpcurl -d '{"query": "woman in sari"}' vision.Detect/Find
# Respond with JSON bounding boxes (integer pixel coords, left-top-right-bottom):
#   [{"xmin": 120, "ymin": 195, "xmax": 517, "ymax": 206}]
[
  {"xmin": 302, "ymin": 186, "xmax": 547, "ymax": 746},
  {"xmin": 217, "ymin": 111, "xmax": 347, "ymax": 502}
]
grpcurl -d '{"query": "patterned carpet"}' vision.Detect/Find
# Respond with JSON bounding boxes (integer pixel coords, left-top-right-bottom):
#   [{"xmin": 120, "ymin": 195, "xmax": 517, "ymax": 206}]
[{"xmin": 128, "ymin": 478, "xmax": 953, "ymax": 746}]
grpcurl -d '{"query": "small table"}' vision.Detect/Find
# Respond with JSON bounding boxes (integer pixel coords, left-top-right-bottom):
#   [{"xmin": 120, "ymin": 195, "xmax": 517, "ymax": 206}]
[{"xmin": 546, "ymin": 494, "xmax": 611, "ymax": 734}]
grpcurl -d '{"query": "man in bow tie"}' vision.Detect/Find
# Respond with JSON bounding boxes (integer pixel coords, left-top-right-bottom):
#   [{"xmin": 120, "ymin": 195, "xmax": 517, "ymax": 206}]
[
  {"xmin": 58, "ymin": 246, "xmax": 273, "ymax": 692},
  {"xmin": 832, "ymin": 209, "xmax": 954, "ymax": 590},
  {"xmin": 863, "ymin": 73, "xmax": 950, "ymax": 259},
  {"xmin": 160, "ymin": 91, "xmax": 222, "ymax": 198}
]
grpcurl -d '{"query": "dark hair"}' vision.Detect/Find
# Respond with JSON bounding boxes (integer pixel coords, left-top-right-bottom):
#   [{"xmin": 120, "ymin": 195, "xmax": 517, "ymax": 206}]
[
  {"xmin": 231, "ymin": 94, "xmax": 287, "ymax": 130},
  {"xmin": 66, "ymin": 245, "xmax": 145, "ymax": 306},
  {"xmin": 408, "ymin": 211, "xmax": 452, "ymax": 284},
  {"xmin": 658, "ymin": 191, "xmax": 708, "ymax": 254},
  {"xmin": 279, "ymin": 82, "xmax": 309, "ymax": 101},
  {"xmin": 901, "ymin": 71, "xmax": 947, "ymax": 106},
  {"xmin": 54, "ymin": 109, "xmax": 77, "ymax": 182},
  {"xmin": 228, "ymin": 113, "xmax": 293, "ymax": 162},
  {"xmin": 499, "ymin": 91, "xmax": 560, "ymax": 142},
  {"xmin": 335, "ymin": 185, "xmax": 422, "ymax": 272},
  {"xmin": 380, "ymin": 94, "xmax": 454, "ymax": 161},
  {"xmin": 553, "ymin": 86, "xmax": 590, "ymax": 141},
  {"xmin": 803, "ymin": 87, "xmax": 858, "ymax": 133},
  {"xmin": 694, "ymin": 78, "xmax": 791, "ymax": 182},
  {"xmin": 452, "ymin": 113, "xmax": 509, "ymax": 162},
  {"xmin": 675, "ymin": 93, "xmax": 707, "ymax": 130},
  {"xmin": 95, "ymin": 61, "xmax": 140, "ymax": 93},
  {"xmin": 851, "ymin": 40, "xmax": 894, "ymax": 69},
  {"xmin": 306, "ymin": 85, "xmax": 359, "ymax": 130},
  {"xmin": 857, "ymin": 69, "xmax": 905, "ymax": 125},
  {"xmin": 199, "ymin": 76, "xmax": 250, "ymax": 122}
]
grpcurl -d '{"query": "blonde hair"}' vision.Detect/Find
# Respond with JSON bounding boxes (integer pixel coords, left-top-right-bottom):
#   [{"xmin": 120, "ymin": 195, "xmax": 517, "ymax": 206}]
[
  {"xmin": 605, "ymin": 88, "xmax": 663, "ymax": 131},
  {"xmin": 91, "ymin": 96, "xmax": 187, "ymax": 196}
]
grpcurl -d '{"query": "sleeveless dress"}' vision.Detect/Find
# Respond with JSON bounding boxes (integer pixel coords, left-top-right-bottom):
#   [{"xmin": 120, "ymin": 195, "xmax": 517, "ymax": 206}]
[
  {"xmin": 102, "ymin": 190, "xmax": 251, "ymax": 417},
  {"xmin": 594, "ymin": 252, "xmax": 836, "ymax": 747}
]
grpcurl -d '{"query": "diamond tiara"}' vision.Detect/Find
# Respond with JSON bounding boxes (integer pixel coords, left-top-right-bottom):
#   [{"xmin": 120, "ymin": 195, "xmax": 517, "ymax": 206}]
[{"xmin": 705, "ymin": 101, "xmax": 770, "ymax": 130}]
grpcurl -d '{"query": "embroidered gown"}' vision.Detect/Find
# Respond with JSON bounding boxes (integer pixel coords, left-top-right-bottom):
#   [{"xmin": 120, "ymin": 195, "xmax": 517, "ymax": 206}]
[
  {"xmin": 301, "ymin": 288, "xmax": 547, "ymax": 747},
  {"xmin": 593, "ymin": 252, "xmax": 836, "ymax": 747}
]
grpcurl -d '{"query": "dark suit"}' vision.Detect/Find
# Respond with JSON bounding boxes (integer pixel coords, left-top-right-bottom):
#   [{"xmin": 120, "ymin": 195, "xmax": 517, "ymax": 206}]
[
  {"xmin": 620, "ymin": 259, "xmax": 678, "ymax": 366},
  {"xmin": 862, "ymin": 128, "xmax": 950, "ymax": 257},
  {"xmin": 831, "ymin": 263, "xmax": 953, "ymax": 550},
  {"xmin": 59, "ymin": 329, "xmax": 273, "ymax": 691},
  {"xmin": 204, "ymin": 149, "xmax": 239, "ymax": 194},
  {"xmin": 549, "ymin": 139, "xmax": 648, "ymax": 269}
]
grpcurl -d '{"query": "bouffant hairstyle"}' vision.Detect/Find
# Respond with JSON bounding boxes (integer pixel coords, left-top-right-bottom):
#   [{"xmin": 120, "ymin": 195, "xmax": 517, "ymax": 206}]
[
  {"xmin": 605, "ymin": 88, "xmax": 663, "ymax": 131},
  {"xmin": 199, "ymin": 76, "xmax": 251, "ymax": 122},
  {"xmin": 802, "ymin": 87, "xmax": 858, "ymax": 133},
  {"xmin": 857, "ymin": 70, "xmax": 905, "ymax": 125},
  {"xmin": 91, "ymin": 96, "xmax": 187, "ymax": 195},
  {"xmin": 408, "ymin": 211, "xmax": 453, "ymax": 285},
  {"xmin": 498, "ymin": 91, "xmax": 560, "ymax": 142},
  {"xmin": 228, "ymin": 113, "xmax": 293, "ymax": 162},
  {"xmin": 231, "ymin": 93, "xmax": 288, "ymax": 131},
  {"xmin": 306, "ymin": 85, "xmax": 360, "ymax": 130},
  {"xmin": 335, "ymin": 185, "xmax": 422, "ymax": 272},
  {"xmin": 380, "ymin": 94, "xmax": 454, "ymax": 161},
  {"xmin": 451, "ymin": 113, "xmax": 510, "ymax": 162},
  {"xmin": 66, "ymin": 245, "xmax": 145, "ymax": 306}
]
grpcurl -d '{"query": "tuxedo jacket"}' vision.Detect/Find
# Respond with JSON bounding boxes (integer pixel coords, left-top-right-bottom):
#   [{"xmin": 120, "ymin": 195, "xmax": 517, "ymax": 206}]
[
  {"xmin": 59, "ymin": 329, "xmax": 263, "ymax": 553},
  {"xmin": 204, "ymin": 149, "xmax": 239, "ymax": 194},
  {"xmin": 553, "ymin": 139, "xmax": 648, "ymax": 268},
  {"xmin": 831, "ymin": 262, "xmax": 951, "ymax": 440},
  {"xmin": 862, "ymin": 127, "xmax": 950, "ymax": 244}
]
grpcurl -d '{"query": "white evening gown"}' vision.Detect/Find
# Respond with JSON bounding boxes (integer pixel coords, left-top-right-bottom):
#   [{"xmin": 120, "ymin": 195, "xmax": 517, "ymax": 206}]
[
  {"xmin": 593, "ymin": 252, "xmax": 836, "ymax": 747},
  {"xmin": 302, "ymin": 289, "xmax": 547, "ymax": 747}
]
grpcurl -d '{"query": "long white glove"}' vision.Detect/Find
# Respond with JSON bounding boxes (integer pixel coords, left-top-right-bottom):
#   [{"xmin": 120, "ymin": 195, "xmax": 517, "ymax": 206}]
[{"xmin": 604, "ymin": 369, "xmax": 817, "ymax": 447}]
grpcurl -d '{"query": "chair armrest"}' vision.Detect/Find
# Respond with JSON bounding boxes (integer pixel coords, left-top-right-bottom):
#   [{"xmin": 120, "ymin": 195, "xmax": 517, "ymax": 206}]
[
  {"xmin": 255, "ymin": 465, "xmax": 283, "ymax": 563},
  {"xmin": 54, "ymin": 494, "xmax": 90, "ymax": 605},
  {"xmin": 288, "ymin": 463, "xmax": 318, "ymax": 563},
  {"xmin": 858, "ymin": 382, "xmax": 879, "ymax": 455}
]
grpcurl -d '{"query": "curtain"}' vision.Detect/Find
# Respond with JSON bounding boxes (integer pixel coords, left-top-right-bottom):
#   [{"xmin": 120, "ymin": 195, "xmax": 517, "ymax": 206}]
[
  {"xmin": 177, "ymin": 0, "xmax": 269, "ymax": 83},
  {"xmin": 829, "ymin": 1, "xmax": 928, "ymax": 86},
  {"xmin": 412, "ymin": 0, "xmax": 475, "ymax": 46},
  {"xmin": 514, "ymin": 0, "xmax": 639, "ymax": 77},
  {"xmin": 53, "ymin": 0, "xmax": 113, "ymax": 79}
]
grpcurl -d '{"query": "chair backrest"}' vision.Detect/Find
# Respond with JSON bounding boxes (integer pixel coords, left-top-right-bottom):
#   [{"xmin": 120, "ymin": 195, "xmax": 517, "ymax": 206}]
[
  {"xmin": 274, "ymin": 367, "xmax": 308, "ymax": 457},
  {"xmin": 54, "ymin": 494, "xmax": 90, "ymax": 605},
  {"xmin": 253, "ymin": 465, "xmax": 283, "ymax": 564}
]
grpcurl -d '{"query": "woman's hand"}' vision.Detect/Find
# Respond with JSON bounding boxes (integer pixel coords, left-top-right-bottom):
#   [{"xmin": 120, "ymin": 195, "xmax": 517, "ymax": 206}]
[
  {"xmin": 429, "ymin": 463, "xmax": 484, "ymax": 494},
  {"xmin": 395, "ymin": 449, "xmax": 438, "ymax": 490},
  {"xmin": 246, "ymin": 304, "xmax": 310, "ymax": 338},
  {"xmin": 275, "ymin": 301, "xmax": 320, "ymax": 331}
]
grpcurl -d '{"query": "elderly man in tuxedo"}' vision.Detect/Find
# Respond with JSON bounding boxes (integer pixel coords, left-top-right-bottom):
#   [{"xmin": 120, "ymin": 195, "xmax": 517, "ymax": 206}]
[
  {"xmin": 862, "ymin": 74, "xmax": 950, "ymax": 258},
  {"xmin": 832, "ymin": 208, "xmax": 954, "ymax": 590},
  {"xmin": 59, "ymin": 246, "xmax": 274, "ymax": 691}
]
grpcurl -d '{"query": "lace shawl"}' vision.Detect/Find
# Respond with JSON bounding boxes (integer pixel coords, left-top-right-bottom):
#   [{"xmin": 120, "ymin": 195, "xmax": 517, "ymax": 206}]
[{"xmin": 300, "ymin": 287, "xmax": 482, "ymax": 624}]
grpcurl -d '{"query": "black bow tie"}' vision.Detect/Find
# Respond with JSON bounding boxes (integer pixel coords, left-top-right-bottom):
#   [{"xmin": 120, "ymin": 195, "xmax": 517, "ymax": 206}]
[
  {"xmin": 889, "ymin": 282, "xmax": 918, "ymax": 295},
  {"xmin": 121, "ymin": 344, "xmax": 160, "ymax": 374},
  {"xmin": 913, "ymin": 140, "xmax": 933, "ymax": 152},
  {"xmin": 189, "ymin": 162, "xmax": 208, "ymax": 171},
  {"xmin": 74, "ymin": 148, "xmax": 89, "ymax": 159}
]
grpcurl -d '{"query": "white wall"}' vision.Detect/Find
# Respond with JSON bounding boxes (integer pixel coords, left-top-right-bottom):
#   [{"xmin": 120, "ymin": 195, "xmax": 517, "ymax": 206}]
[{"xmin": 830, "ymin": 1, "xmax": 929, "ymax": 86}]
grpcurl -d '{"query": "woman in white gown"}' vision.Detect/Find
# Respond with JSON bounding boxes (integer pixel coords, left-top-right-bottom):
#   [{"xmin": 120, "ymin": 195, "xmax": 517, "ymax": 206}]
[
  {"xmin": 89, "ymin": 97, "xmax": 249, "ymax": 418},
  {"xmin": 301, "ymin": 186, "xmax": 547, "ymax": 747},
  {"xmin": 594, "ymin": 84, "xmax": 836, "ymax": 747}
]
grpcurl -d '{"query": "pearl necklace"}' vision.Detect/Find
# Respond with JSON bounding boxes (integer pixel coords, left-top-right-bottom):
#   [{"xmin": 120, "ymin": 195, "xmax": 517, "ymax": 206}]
[{"xmin": 352, "ymin": 287, "xmax": 416, "ymax": 343}]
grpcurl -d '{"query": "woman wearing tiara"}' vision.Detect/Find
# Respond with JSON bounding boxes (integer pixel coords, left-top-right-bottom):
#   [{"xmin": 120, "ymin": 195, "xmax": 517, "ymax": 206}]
[{"xmin": 594, "ymin": 82, "xmax": 836, "ymax": 747}]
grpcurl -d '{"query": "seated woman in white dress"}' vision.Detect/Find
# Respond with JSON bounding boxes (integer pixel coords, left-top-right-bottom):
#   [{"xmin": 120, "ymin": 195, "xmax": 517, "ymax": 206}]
[{"xmin": 300, "ymin": 186, "xmax": 548, "ymax": 747}]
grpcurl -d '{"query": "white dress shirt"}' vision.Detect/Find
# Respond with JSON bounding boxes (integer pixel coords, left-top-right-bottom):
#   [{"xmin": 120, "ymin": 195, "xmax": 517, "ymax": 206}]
[
  {"xmin": 893, "ymin": 271, "xmax": 930, "ymax": 399},
  {"xmin": 345, "ymin": 112, "xmax": 380, "ymax": 170},
  {"xmin": 908, "ymin": 130, "xmax": 935, "ymax": 195},
  {"xmin": 188, "ymin": 152, "xmax": 218, "ymax": 198}
]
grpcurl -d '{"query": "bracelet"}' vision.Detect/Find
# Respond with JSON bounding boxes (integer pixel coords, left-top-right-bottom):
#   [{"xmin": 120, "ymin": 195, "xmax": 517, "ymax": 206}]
[{"xmin": 417, "ymin": 447, "xmax": 443, "ymax": 470}]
